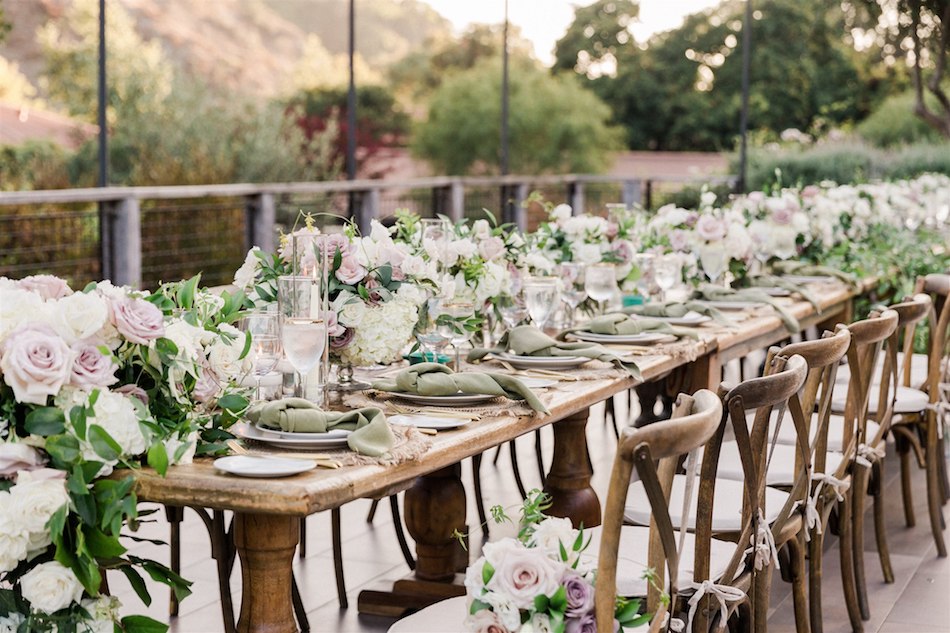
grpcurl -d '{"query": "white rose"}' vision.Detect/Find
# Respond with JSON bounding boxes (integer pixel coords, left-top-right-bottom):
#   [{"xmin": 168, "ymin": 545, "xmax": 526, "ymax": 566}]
[
  {"xmin": 164, "ymin": 432, "xmax": 198, "ymax": 466},
  {"xmin": 369, "ymin": 219, "xmax": 391, "ymax": 242},
  {"xmin": 0, "ymin": 491, "xmax": 30, "ymax": 572},
  {"xmin": 60, "ymin": 390, "xmax": 147, "ymax": 468},
  {"xmin": 0, "ymin": 287, "xmax": 46, "ymax": 342},
  {"xmin": 0, "ymin": 613, "xmax": 25, "ymax": 633},
  {"xmin": 50, "ymin": 292, "xmax": 109, "ymax": 344},
  {"xmin": 19, "ymin": 561, "xmax": 84, "ymax": 614},
  {"xmin": 551, "ymin": 204, "xmax": 573, "ymax": 225},
  {"xmin": 338, "ymin": 300, "xmax": 367, "ymax": 327},
  {"xmin": 233, "ymin": 247, "xmax": 261, "ymax": 290},
  {"xmin": 161, "ymin": 320, "xmax": 206, "ymax": 365},
  {"xmin": 700, "ymin": 190, "xmax": 718, "ymax": 207},
  {"xmin": 528, "ymin": 516, "xmax": 579, "ymax": 556},
  {"xmin": 451, "ymin": 238, "xmax": 477, "ymax": 259},
  {"xmin": 472, "ymin": 219, "xmax": 492, "ymax": 240},
  {"xmin": 525, "ymin": 252, "xmax": 556, "ymax": 274},
  {"xmin": 571, "ymin": 243, "xmax": 603, "ymax": 265},
  {"xmin": 10, "ymin": 471, "xmax": 69, "ymax": 550},
  {"xmin": 207, "ymin": 324, "xmax": 252, "ymax": 380},
  {"xmin": 487, "ymin": 546, "xmax": 563, "ymax": 610}
]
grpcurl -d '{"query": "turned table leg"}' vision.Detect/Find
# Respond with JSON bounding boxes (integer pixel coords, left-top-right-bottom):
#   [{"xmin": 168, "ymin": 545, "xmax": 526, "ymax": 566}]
[
  {"xmin": 543, "ymin": 408, "xmax": 601, "ymax": 529},
  {"xmin": 233, "ymin": 513, "xmax": 300, "ymax": 633},
  {"xmin": 404, "ymin": 463, "xmax": 468, "ymax": 581}
]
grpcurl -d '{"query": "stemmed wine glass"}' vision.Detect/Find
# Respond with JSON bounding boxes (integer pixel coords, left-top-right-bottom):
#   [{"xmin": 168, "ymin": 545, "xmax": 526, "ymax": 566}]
[
  {"xmin": 697, "ymin": 245, "xmax": 728, "ymax": 286},
  {"xmin": 652, "ymin": 255, "xmax": 682, "ymax": 303},
  {"xmin": 278, "ymin": 275, "xmax": 328, "ymax": 402},
  {"xmin": 631, "ymin": 254, "xmax": 654, "ymax": 302},
  {"xmin": 415, "ymin": 296, "xmax": 450, "ymax": 363},
  {"xmin": 522, "ymin": 277, "xmax": 560, "ymax": 331},
  {"xmin": 434, "ymin": 298, "xmax": 475, "ymax": 371},
  {"xmin": 584, "ymin": 263, "xmax": 617, "ymax": 315},
  {"xmin": 497, "ymin": 292, "xmax": 528, "ymax": 330},
  {"xmin": 240, "ymin": 311, "xmax": 282, "ymax": 401},
  {"xmin": 557, "ymin": 262, "xmax": 587, "ymax": 327}
]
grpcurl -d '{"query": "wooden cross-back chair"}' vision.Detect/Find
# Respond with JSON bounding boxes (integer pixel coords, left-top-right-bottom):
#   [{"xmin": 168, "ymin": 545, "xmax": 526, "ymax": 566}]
[
  {"xmin": 890, "ymin": 274, "xmax": 950, "ymax": 560},
  {"xmin": 594, "ymin": 389, "xmax": 724, "ymax": 633}
]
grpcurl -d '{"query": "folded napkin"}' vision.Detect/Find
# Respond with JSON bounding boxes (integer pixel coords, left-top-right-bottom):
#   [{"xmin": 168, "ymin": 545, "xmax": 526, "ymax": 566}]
[
  {"xmin": 691, "ymin": 284, "xmax": 800, "ymax": 333},
  {"xmin": 746, "ymin": 274, "xmax": 821, "ymax": 312},
  {"xmin": 622, "ymin": 301, "xmax": 730, "ymax": 325},
  {"xmin": 468, "ymin": 325, "xmax": 641, "ymax": 380},
  {"xmin": 772, "ymin": 260, "xmax": 856, "ymax": 286},
  {"xmin": 372, "ymin": 362, "xmax": 549, "ymax": 414},
  {"xmin": 247, "ymin": 399, "xmax": 394, "ymax": 457},
  {"xmin": 559, "ymin": 313, "xmax": 698, "ymax": 340}
]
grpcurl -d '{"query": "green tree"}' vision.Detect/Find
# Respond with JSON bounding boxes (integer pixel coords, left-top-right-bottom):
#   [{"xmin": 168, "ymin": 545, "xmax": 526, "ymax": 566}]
[
  {"xmin": 412, "ymin": 59, "xmax": 622, "ymax": 175},
  {"xmin": 552, "ymin": 0, "xmax": 639, "ymax": 77},
  {"xmin": 0, "ymin": 4, "xmax": 10, "ymax": 44}
]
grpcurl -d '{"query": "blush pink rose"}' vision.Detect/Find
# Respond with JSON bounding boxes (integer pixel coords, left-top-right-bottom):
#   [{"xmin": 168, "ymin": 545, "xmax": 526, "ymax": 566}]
[
  {"xmin": 114, "ymin": 384, "xmax": 149, "ymax": 405},
  {"xmin": 192, "ymin": 365, "xmax": 221, "ymax": 404},
  {"xmin": 110, "ymin": 297, "xmax": 165, "ymax": 344},
  {"xmin": 0, "ymin": 443, "xmax": 45, "ymax": 478},
  {"xmin": 669, "ymin": 229, "xmax": 690, "ymax": 251},
  {"xmin": 319, "ymin": 233, "xmax": 352, "ymax": 259},
  {"xmin": 464, "ymin": 609, "xmax": 508, "ymax": 633},
  {"xmin": 335, "ymin": 255, "xmax": 368, "ymax": 285},
  {"xmin": 801, "ymin": 185, "xmax": 820, "ymax": 199},
  {"xmin": 69, "ymin": 341, "xmax": 118, "ymax": 389},
  {"xmin": 487, "ymin": 547, "xmax": 563, "ymax": 610},
  {"xmin": 324, "ymin": 310, "xmax": 345, "ymax": 337},
  {"xmin": 477, "ymin": 236, "xmax": 506, "ymax": 262},
  {"xmin": 748, "ymin": 191, "xmax": 766, "ymax": 203},
  {"xmin": 605, "ymin": 222, "xmax": 619, "ymax": 239},
  {"xmin": 17, "ymin": 275, "xmax": 72, "ymax": 300},
  {"xmin": 695, "ymin": 215, "xmax": 727, "ymax": 242},
  {"xmin": 771, "ymin": 206, "xmax": 794, "ymax": 225},
  {"xmin": 0, "ymin": 324, "xmax": 73, "ymax": 405}
]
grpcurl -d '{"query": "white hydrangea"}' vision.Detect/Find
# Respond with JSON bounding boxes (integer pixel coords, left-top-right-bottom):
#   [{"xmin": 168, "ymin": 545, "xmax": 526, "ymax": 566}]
[
  {"xmin": 58, "ymin": 389, "xmax": 148, "ymax": 475},
  {"xmin": 0, "ymin": 491, "xmax": 30, "ymax": 573},
  {"xmin": 207, "ymin": 323, "xmax": 252, "ymax": 380},
  {"xmin": 338, "ymin": 298, "xmax": 419, "ymax": 366}
]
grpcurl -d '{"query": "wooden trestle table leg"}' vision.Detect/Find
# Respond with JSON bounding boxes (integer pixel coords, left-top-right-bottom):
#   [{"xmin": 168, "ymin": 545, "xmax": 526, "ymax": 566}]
[
  {"xmin": 543, "ymin": 408, "xmax": 602, "ymax": 529},
  {"xmin": 233, "ymin": 512, "xmax": 300, "ymax": 633}
]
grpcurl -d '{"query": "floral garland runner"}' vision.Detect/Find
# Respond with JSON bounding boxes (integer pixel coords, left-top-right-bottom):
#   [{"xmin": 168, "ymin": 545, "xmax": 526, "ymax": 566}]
[{"xmin": 0, "ymin": 274, "xmax": 250, "ymax": 632}]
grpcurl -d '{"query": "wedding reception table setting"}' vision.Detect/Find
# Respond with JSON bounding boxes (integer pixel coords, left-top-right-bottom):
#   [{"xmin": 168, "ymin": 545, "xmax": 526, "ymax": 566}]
[{"xmin": 0, "ymin": 173, "xmax": 947, "ymax": 633}]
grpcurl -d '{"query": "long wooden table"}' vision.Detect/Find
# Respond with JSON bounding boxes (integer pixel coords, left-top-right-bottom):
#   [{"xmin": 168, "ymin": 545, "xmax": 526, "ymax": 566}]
[{"xmin": 122, "ymin": 279, "xmax": 868, "ymax": 633}]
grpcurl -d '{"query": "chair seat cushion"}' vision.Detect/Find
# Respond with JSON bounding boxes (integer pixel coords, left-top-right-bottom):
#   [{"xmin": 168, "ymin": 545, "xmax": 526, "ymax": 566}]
[
  {"xmin": 585, "ymin": 525, "xmax": 739, "ymax": 597},
  {"xmin": 831, "ymin": 383, "xmax": 929, "ymax": 415},
  {"xmin": 743, "ymin": 410, "xmax": 882, "ymax": 451},
  {"xmin": 709, "ymin": 441, "xmax": 845, "ymax": 486},
  {"xmin": 835, "ymin": 352, "xmax": 929, "ymax": 387},
  {"xmin": 624, "ymin": 475, "xmax": 790, "ymax": 532},
  {"xmin": 825, "ymin": 415, "xmax": 882, "ymax": 451}
]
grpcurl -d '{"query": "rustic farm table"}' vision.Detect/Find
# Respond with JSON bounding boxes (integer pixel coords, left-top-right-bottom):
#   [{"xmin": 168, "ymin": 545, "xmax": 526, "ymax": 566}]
[{"xmin": 120, "ymin": 278, "xmax": 868, "ymax": 633}]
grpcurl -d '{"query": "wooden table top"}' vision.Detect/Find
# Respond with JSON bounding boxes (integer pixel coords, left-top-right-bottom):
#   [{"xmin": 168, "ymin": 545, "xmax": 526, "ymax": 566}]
[{"xmin": 122, "ymin": 279, "xmax": 867, "ymax": 517}]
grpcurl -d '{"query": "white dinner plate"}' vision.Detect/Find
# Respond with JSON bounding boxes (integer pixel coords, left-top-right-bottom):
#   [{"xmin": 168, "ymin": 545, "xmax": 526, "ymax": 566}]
[
  {"xmin": 696, "ymin": 300, "xmax": 761, "ymax": 311},
  {"xmin": 233, "ymin": 423, "xmax": 352, "ymax": 449},
  {"xmin": 516, "ymin": 377, "xmax": 558, "ymax": 389},
  {"xmin": 570, "ymin": 331, "xmax": 677, "ymax": 345},
  {"xmin": 782, "ymin": 274, "xmax": 836, "ymax": 284},
  {"xmin": 648, "ymin": 312, "xmax": 712, "ymax": 326},
  {"xmin": 254, "ymin": 424, "xmax": 352, "ymax": 441},
  {"xmin": 758, "ymin": 286, "xmax": 793, "ymax": 297},
  {"xmin": 388, "ymin": 414, "xmax": 471, "ymax": 430},
  {"xmin": 213, "ymin": 455, "xmax": 316, "ymax": 478},
  {"xmin": 494, "ymin": 352, "xmax": 591, "ymax": 370},
  {"xmin": 393, "ymin": 392, "xmax": 498, "ymax": 406}
]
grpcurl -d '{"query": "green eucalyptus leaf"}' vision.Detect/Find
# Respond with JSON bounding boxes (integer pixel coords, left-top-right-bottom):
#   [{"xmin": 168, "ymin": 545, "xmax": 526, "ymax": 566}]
[{"xmin": 25, "ymin": 407, "xmax": 66, "ymax": 436}]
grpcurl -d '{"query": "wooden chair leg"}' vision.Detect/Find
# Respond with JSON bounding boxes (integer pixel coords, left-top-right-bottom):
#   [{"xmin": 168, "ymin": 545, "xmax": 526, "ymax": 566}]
[
  {"xmin": 298, "ymin": 516, "xmax": 307, "ymax": 559},
  {"xmin": 331, "ymin": 507, "xmax": 348, "ymax": 608},
  {"xmin": 938, "ymin": 434, "xmax": 950, "ymax": 503},
  {"xmin": 508, "ymin": 440, "xmax": 528, "ymax": 499},
  {"xmin": 788, "ymin": 534, "xmax": 811, "ymax": 633},
  {"xmin": 164, "ymin": 505, "xmax": 184, "ymax": 617},
  {"xmin": 389, "ymin": 495, "xmax": 416, "ymax": 571},
  {"xmin": 838, "ymin": 491, "xmax": 864, "ymax": 632},
  {"xmin": 752, "ymin": 565, "xmax": 773, "ymax": 633},
  {"xmin": 365, "ymin": 499, "xmax": 380, "ymax": 523},
  {"xmin": 210, "ymin": 510, "xmax": 236, "ymax": 633},
  {"xmin": 851, "ymin": 466, "xmax": 871, "ymax": 620},
  {"xmin": 926, "ymin": 420, "xmax": 948, "ymax": 557},
  {"xmin": 471, "ymin": 454, "xmax": 489, "ymax": 536},
  {"xmin": 872, "ymin": 460, "xmax": 894, "ymax": 582},
  {"xmin": 897, "ymin": 435, "xmax": 916, "ymax": 527},
  {"xmin": 808, "ymin": 527, "xmax": 824, "ymax": 633},
  {"xmin": 292, "ymin": 574, "xmax": 310, "ymax": 630},
  {"xmin": 533, "ymin": 429, "xmax": 546, "ymax": 485}
]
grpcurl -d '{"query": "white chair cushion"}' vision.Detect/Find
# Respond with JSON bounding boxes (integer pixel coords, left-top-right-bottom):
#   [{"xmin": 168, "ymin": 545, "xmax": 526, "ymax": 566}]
[
  {"xmin": 585, "ymin": 525, "xmax": 739, "ymax": 597},
  {"xmin": 710, "ymin": 441, "xmax": 845, "ymax": 486},
  {"xmin": 836, "ymin": 352, "xmax": 930, "ymax": 387},
  {"xmin": 624, "ymin": 475, "xmax": 790, "ymax": 532},
  {"xmin": 831, "ymin": 383, "xmax": 929, "ymax": 415},
  {"xmin": 824, "ymin": 414, "xmax": 881, "ymax": 451},
  {"xmin": 743, "ymin": 410, "xmax": 882, "ymax": 451}
]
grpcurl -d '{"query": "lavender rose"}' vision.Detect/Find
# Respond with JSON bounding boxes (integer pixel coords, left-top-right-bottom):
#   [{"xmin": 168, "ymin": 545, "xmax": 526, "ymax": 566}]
[
  {"xmin": 695, "ymin": 215, "xmax": 727, "ymax": 242},
  {"xmin": 565, "ymin": 612, "xmax": 597, "ymax": 633},
  {"xmin": 0, "ymin": 443, "xmax": 45, "ymax": 478},
  {"xmin": 0, "ymin": 324, "xmax": 73, "ymax": 405},
  {"xmin": 487, "ymin": 546, "xmax": 563, "ymax": 610},
  {"xmin": 329, "ymin": 327, "xmax": 355, "ymax": 349},
  {"xmin": 69, "ymin": 341, "xmax": 118, "ymax": 389},
  {"xmin": 17, "ymin": 275, "xmax": 72, "ymax": 301},
  {"xmin": 114, "ymin": 384, "xmax": 149, "ymax": 405},
  {"xmin": 110, "ymin": 297, "xmax": 165, "ymax": 344},
  {"xmin": 336, "ymin": 255, "xmax": 368, "ymax": 285},
  {"xmin": 562, "ymin": 571, "xmax": 595, "ymax": 618}
]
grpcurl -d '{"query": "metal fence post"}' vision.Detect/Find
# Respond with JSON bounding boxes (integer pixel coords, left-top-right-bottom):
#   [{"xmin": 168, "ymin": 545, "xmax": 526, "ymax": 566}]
[
  {"xmin": 245, "ymin": 193, "xmax": 275, "ymax": 252},
  {"xmin": 102, "ymin": 197, "xmax": 141, "ymax": 288},
  {"xmin": 569, "ymin": 181, "xmax": 585, "ymax": 214},
  {"xmin": 357, "ymin": 188, "xmax": 379, "ymax": 232},
  {"xmin": 512, "ymin": 183, "xmax": 529, "ymax": 231},
  {"xmin": 622, "ymin": 180, "xmax": 642, "ymax": 207},
  {"xmin": 448, "ymin": 180, "xmax": 464, "ymax": 222}
]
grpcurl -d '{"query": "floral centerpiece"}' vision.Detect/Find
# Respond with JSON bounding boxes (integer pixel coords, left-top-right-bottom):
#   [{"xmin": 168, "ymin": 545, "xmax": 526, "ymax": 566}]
[
  {"xmin": 733, "ymin": 189, "xmax": 811, "ymax": 265},
  {"xmin": 0, "ymin": 274, "xmax": 249, "ymax": 632},
  {"xmin": 235, "ymin": 216, "xmax": 430, "ymax": 367}
]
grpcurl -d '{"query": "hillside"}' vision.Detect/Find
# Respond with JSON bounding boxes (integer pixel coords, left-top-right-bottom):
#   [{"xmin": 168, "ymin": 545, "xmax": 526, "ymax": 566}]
[{"xmin": 0, "ymin": 0, "xmax": 451, "ymax": 97}]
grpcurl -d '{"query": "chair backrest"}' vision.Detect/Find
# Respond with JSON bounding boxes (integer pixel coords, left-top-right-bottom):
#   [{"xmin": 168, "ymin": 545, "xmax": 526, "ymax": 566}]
[
  {"xmin": 595, "ymin": 389, "xmax": 723, "ymax": 633},
  {"xmin": 888, "ymin": 293, "xmax": 933, "ymax": 389},
  {"xmin": 914, "ymin": 274, "xmax": 950, "ymax": 404},
  {"xmin": 839, "ymin": 309, "xmax": 900, "ymax": 459}
]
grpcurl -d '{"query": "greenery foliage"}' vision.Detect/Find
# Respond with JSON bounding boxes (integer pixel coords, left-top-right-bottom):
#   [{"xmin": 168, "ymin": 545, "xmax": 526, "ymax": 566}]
[{"xmin": 857, "ymin": 89, "xmax": 946, "ymax": 147}]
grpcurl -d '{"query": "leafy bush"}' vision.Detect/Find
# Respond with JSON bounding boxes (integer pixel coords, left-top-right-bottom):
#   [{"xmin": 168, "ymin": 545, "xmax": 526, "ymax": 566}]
[
  {"xmin": 0, "ymin": 141, "xmax": 72, "ymax": 191},
  {"xmin": 857, "ymin": 90, "xmax": 944, "ymax": 147}
]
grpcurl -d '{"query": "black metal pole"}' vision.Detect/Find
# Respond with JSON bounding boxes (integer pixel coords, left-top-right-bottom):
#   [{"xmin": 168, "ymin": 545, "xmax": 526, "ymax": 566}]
[
  {"xmin": 500, "ymin": 0, "xmax": 511, "ymax": 222},
  {"xmin": 737, "ymin": 0, "xmax": 752, "ymax": 193},
  {"xmin": 346, "ymin": 0, "xmax": 357, "ymax": 182},
  {"xmin": 97, "ymin": 0, "xmax": 107, "ymax": 187}
]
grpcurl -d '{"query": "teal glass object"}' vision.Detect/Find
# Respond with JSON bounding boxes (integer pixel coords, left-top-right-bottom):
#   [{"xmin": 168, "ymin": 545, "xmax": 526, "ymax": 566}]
[
  {"xmin": 622, "ymin": 294, "xmax": 645, "ymax": 307},
  {"xmin": 404, "ymin": 351, "xmax": 451, "ymax": 365}
]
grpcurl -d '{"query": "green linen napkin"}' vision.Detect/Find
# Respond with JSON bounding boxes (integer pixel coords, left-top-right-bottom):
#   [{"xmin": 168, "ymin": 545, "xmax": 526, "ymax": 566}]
[
  {"xmin": 247, "ymin": 399, "xmax": 394, "ymax": 457},
  {"xmin": 372, "ymin": 362, "xmax": 550, "ymax": 414},
  {"xmin": 772, "ymin": 260, "xmax": 857, "ymax": 286},
  {"xmin": 691, "ymin": 284, "xmax": 800, "ymax": 333},
  {"xmin": 558, "ymin": 313, "xmax": 698, "ymax": 340},
  {"xmin": 468, "ymin": 325, "xmax": 641, "ymax": 380},
  {"xmin": 746, "ymin": 274, "xmax": 821, "ymax": 312},
  {"xmin": 622, "ymin": 300, "xmax": 730, "ymax": 325}
]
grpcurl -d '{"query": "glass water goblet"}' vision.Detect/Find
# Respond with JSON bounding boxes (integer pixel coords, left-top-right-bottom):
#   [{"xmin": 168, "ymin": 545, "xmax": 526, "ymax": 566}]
[
  {"xmin": 698, "ymin": 246, "xmax": 728, "ymax": 287},
  {"xmin": 240, "ymin": 311, "xmax": 282, "ymax": 401},
  {"xmin": 584, "ymin": 263, "xmax": 617, "ymax": 315},
  {"xmin": 278, "ymin": 275, "xmax": 329, "ymax": 402},
  {"xmin": 557, "ymin": 262, "xmax": 587, "ymax": 327},
  {"xmin": 497, "ymin": 292, "xmax": 528, "ymax": 330},
  {"xmin": 416, "ymin": 296, "xmax": 450, "ymax": 363},
  {"xmin": 631, "ymin": 254, "xmax": 655, "ymax": 302},
  {"xmin": 522, "ymin": 276, "xmax": 560, "ymax": 331},
  {"xmin": 652, "ymin": 255, "xmax": 682, "ymax": 303},
  {"xmin": 434, "ymin": 298, "xmax": 475, "ymax": 371}
]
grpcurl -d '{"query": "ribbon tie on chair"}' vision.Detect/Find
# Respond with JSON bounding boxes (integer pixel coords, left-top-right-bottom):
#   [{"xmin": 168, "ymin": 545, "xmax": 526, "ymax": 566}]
[
  {"xmin": 855, "ymin": 442, "xmax": 886, "ymax": 468},
  {"xmin": 796, "ymin": 472, "xmax": 851, "ymax": 541},
  {"xmin": 746, "ymin": 509, "xmax": 780, "ymax": 571},
  {"xmin": 684, "ymin": 580, "xmax": 746, "ymax": 633}
]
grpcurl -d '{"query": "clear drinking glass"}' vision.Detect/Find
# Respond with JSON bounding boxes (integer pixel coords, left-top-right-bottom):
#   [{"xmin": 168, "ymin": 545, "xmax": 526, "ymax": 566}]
[
  {"xmin": 416, "ymin": 296, "xmax": 450, "ymax": 362},
  {"xmin": 421, "ymin": 217, "xmax": 451, "ymax": 276},
  {"xmin": 278, "ymin": 275, "xmax": 328, "ymax": 402},
  {"xmin": 652, "ymin": 255, "xmax": 682, "ymax": 303},
  {"xmin": 240, "ymin": 311, "xmax": 282, "ymax": 401},
  {"xmin": 631, "ymin": 254, "xmax": 655, "ymax": 301},
  {"xmin": 434, "ymin": 298, "xmax": 475, "ymax": 371},
  {"xmin": 522, "ymin": 276, "xmax": 560, "ymax": 330},
  {"xmin": 497, "ymin": 292, "xmax": 528, "ymax": 330},
  {"xmin": 698, "ymin": 246, "xmax": 728, "ymax": 286},
  {"xmin": 557, "ymin": 262, "xmax": 587, "ymax": 327},
  {"xmin": 584, "ymin": 263, "xmax": 617, "ymax": 315}
]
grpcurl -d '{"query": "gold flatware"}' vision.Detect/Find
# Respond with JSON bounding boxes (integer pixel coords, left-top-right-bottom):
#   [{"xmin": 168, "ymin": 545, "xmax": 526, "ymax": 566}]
[
  {"xmin": 385, "ymin": 402, "xmax": 480, "ymax": 421},
  {"xmin": 225, "ymin": 440, "xmax": 343, "ymax": 468}
]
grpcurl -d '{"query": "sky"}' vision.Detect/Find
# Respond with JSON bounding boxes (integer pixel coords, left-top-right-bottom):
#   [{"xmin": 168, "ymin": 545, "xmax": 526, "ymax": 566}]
[{"xmin": 421, "ymin": 0, "xmax": 721, "ymax": 65}]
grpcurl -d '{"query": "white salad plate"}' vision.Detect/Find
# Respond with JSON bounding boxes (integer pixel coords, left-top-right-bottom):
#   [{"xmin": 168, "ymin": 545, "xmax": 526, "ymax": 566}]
[
  {"xmin": 234, "ymin": 423, "xmax": 352, "ymax": 449},
  {"xmin": 697, "ymin": 300, "xmax": 761, "ymax": 311},
  {"xmin": 213, "ymin": 455, "xmax": 316, "ymax": 478},
  {"xmin": 571, "ymin": 331, "xmax": 677, "ymax": 345},
  {"xmin": 388, "ymin": 414, "xmax": 471, "ymax": 430},
  {"xmin": 782, "ymin": 275, "xmax": 836, "ymax": 284},
  {"xmin": 494, "ymin": 352, "xmax": 590, "ymax": 370},
  {"xmin": 647, "ymin": 311, "xmax": 711, "ymax": 326},
  {"xmin": 394, "ymin": 392, "xmax": 498, "ymax": 406},
  {"xmin": 516, "ymin": 377, "xmax": 558, "ymax": 389}
]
